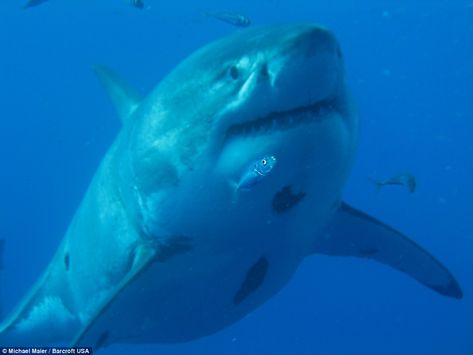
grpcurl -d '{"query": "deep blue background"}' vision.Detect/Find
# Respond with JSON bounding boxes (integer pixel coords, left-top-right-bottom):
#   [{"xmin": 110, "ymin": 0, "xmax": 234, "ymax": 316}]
[{"xmin": 0, "ymin": 0, "xmax": 472, "ymax": 354}]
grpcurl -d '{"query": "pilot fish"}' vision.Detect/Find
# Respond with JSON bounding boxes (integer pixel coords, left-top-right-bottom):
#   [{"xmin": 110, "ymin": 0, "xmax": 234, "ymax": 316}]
[
  {"xmin": 372, "ymin": 173, "xmax": 417, "ymax": 193},
  {"xmin": 234, "ymin": 155, "xmax": 277, "ymax": 193}
]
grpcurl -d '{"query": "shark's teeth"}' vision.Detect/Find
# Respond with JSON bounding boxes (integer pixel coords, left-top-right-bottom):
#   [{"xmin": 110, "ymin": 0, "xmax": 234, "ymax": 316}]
[{"xmin": 225, "ymin": 98, "xmax": 336, "ymax": 138}]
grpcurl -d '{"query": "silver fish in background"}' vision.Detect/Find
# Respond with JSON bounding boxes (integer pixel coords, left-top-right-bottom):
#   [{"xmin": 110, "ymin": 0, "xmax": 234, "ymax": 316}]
[
  {"xmin": 372, "ymin": 173, "xmax": 417, "ymax": 193},
  {"xmin": 236, "ymin": 155, "xmax": 277, "ymax": 191},
  {"xmin": 23, "ymin": 0, "xmax": 48, "ymax": 9},
  {"xmin": 203, "ymin": 11, "xmax": 252, "ymax": 27}
]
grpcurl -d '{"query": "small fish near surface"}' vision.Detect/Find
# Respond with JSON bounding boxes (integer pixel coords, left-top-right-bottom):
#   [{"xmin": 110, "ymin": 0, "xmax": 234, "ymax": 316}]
[
  {"xmin": 372, "ymin": 173, "xmax": 417, "ymax": 193},
  {"xmin": 203, "ymin": 11, "xmax": 252, "ymax": 27},
  {"xmin": 23, "ymin": 0, "xmax": 48, "ymax": 9}
]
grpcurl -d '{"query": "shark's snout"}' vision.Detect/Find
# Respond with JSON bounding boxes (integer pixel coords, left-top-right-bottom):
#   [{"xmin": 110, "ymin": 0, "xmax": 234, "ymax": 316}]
[
  {"xmin": 288, "ymin": 26, "xmax": 341, "ymax": 60},
  {"xmin": 222, "ymin": 26, "xmax": 344, "ymax": 140}
]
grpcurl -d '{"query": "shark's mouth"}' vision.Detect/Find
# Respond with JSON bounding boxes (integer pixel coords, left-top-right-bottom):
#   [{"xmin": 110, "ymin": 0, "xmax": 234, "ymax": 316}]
[{"xmin": 225, "ymin": 98, "xmax": 337, "ymax": 138}]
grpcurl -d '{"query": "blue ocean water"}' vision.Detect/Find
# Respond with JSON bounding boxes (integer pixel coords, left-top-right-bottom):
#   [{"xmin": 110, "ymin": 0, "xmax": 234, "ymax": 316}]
[{"xmin": 0, "ymin": 0, "xmax": 472, "ymax": 354}]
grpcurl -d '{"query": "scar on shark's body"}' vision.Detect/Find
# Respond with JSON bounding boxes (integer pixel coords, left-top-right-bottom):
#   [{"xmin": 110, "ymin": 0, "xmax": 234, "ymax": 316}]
[
  {"xmin": 234, "ymin": 257, "xmax": 269, "ymax": 305},
  {"xmin": 272, "ymin": 185, "xmax": 306, "ymax": 213}
]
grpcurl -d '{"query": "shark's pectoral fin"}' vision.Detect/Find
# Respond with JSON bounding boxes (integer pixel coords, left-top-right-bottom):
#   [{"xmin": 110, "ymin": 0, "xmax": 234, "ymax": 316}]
[
  {"xmin": 315, "ymin": 202, "xmax": 463, "ymax": 299},
  {"xmin": 71, "ymin": 235, "xmax": 193, "ymax": 348},
  {"xmin": 70, "ymin": 242, "xmax": 157, "ymax": 348},
  {"xmin": 93, "ymin": 65, "xmax": 142, "ymax": 123}
]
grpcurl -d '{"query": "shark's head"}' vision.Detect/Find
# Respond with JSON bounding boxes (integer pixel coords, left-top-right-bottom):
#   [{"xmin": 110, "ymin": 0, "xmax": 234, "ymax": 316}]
[{"xmin": 126, "ymin": 24, "xmax": 357, "ymax": 230}]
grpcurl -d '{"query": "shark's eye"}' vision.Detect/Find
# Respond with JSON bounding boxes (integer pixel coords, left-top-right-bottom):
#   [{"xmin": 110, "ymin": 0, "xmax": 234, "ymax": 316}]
[
  {"xmin": 229, "ymin": 66, "xmax": 239, "ymax": 80},
  {"xmin": 261, "ymin": 159, "xmax": 267, "ymax": 165}
]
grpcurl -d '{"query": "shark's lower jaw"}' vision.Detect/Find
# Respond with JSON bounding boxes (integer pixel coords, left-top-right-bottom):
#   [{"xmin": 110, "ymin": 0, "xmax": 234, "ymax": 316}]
[{"xmin": 224, "ymin": 98, "xmax": 338, "ymax": 139}]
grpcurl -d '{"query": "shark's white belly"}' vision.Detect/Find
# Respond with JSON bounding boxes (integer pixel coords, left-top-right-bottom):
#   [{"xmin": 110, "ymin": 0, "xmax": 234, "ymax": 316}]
[{"xmin": 92, "ymin": 111, "xmax": 356, "ymax": 344}]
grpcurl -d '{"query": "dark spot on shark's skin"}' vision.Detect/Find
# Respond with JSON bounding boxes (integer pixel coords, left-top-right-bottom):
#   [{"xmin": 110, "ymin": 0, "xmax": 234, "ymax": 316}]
[
  {"xmin": 64, "ymin": 253, "xmax": 70, "ymax": 271},
  {"xmin": 234, "ymin": 257, "xmax": 269, "ymax": 305},
  {"xmin": 95, "ymin": 330, "xmax": 109, "ymax": 349},
  {"xmin": 272, "ymin": 185, "xmax": 306, "ymax": 214},
  {"xmin": 155, "ymin": 235, "xmax": 193, "ymax": 262},
  {"xmin": 260, "ymin": 63, "xmax": 270, "ymax": 79},
  {"xmin": 358, "ymin": 248, "xmax": 379, "ymax": 256}
]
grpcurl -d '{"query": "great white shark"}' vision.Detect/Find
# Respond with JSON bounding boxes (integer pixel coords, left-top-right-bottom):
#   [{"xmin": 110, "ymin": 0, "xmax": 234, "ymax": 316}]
[{"xmin": 0, "ymin": 23, "xmax": 462, "ymax": 349}]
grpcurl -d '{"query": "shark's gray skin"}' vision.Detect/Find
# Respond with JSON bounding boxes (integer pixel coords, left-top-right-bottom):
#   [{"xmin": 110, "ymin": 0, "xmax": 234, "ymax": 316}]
[{"xmin": 0, "ymin": 24, "xmax": 462, "ymax": 349}]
